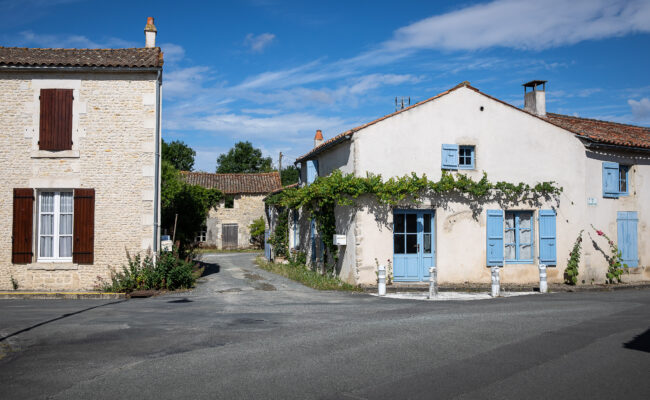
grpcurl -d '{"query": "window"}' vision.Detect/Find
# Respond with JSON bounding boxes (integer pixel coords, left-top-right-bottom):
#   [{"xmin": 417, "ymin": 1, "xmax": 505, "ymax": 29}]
[
  {"xmin": 224, "ymin": 195, "xmax": 235, "ymax": 208},
  {"xmin": 194, "ymin": 229, "xmax": 207, "ymax": 243},
  {"xmin": 458, "ymin": 146, "xmax": 475, "ymax": 169},
  {"xmin": 603, "ymin": 162, "xmax": 631, "ymax": 198},
  {"xmin": 504, "ymin": 211, "xmax": 534, "ymax": 263},
  {"xmin": 39, "ymin": 89, "xmax": 73, "ymax": 151},
  {"xmin": 38, "ymin": 191, "xmax": 73, "ymax": 261}
]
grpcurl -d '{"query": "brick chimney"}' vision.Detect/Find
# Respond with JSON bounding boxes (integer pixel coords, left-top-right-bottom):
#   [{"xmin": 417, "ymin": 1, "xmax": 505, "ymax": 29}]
[
  {"xmin": 314, "ymin": 129, "xmax": 323, "ymax": 148},
  {"xmin": 145, "ymin": 17, "xmax": 157, "ymax": 48},
  {"xmin": 523, "ymin": 80, "xmax": 546, "ymax": 116}
]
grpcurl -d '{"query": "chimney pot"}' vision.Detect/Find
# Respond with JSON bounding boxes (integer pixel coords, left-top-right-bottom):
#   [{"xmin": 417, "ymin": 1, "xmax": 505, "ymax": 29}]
[
  {"xmin": 314, "ymin": 130, "xmax": 324, "ymax": 148},
  {"xmin": 523, "ymin": 80, "xmax": 546, "ymax": 117},
  {"xmin": 145, "ymin": 17, "xmax": 157, "ymax": 48}
]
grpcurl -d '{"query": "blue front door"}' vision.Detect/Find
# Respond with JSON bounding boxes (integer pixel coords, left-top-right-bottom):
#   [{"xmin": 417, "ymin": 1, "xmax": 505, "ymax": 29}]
[
  {"xmin": 617, "ymin": 211, "xmax": 639, "ymax": 267},
  {"xmin": 393, "ymin": 210, "xmax": 435, "ymax": 281}
]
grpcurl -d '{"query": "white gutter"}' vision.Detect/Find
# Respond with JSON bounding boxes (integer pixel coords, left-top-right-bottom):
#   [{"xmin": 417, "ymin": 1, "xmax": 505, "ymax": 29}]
[{"xmin": 153, "ymin": 69, "xmax": 162, "ymax": 253}]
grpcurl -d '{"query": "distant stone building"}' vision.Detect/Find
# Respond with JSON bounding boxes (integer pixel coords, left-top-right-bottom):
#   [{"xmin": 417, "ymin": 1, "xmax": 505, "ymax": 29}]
[
  {"xmin": 0, "ymin": 18, "xmax": 163, "ymax": 291},
  {"xmin": 181, "ymin": 172, "xmax": 282, "ymax": 249}
]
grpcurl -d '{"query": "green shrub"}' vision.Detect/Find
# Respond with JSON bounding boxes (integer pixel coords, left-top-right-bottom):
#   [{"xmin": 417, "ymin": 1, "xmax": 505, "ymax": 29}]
[
  {"xmin": 249, "ymin": 216, "xmax": 266, "ymax": 248},
  {"xmin": 100, "ymin": 249, "xmax": 198, "ymax": 293}
]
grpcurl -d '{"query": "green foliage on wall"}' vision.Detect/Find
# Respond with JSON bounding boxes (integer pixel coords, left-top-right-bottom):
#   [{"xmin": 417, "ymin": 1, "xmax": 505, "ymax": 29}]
[
  {"xmin": 266, "ymin": 169, "xmax": 563, "ymax": 269},
  {"xmin": 249, "ymin": 216, "xmax": 266, "ymax": 248},
  {"xmin": 564, "ymin": 230, "xmax": 583, "ymax": 285}
]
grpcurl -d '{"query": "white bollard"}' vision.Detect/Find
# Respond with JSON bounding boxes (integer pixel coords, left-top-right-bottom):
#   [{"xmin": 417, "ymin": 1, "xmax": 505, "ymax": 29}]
[
  {"xmin": 491, "ymin": 266, "xmax": 500, "ymax": 297},
  {"xmin": 378, "ymin": 265, "xmax": 386, "ymax": 296},
  {"xmin": 538, "ymin": 264, "xmax": 548, "ymax": 294},
  {"xmin": 428, "ymin": 266, "xmax": 438, "ymax": 299}
]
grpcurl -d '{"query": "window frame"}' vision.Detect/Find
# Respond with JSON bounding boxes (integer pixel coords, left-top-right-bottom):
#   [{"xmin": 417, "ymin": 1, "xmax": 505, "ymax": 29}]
[
  {"xmin": 504, "ymin": 211, "xmax": 534, "ymax": 264},
  {"xmin": 618, "ymin": 165, "xmax": 629, "ymax": 196},
  {"xmin": 37, "ymin": 190, "xmax": 74, "ymax": 263},
  {"xmin": 458, "ymin": 145, "xmax": 475, "ymax": 170}
]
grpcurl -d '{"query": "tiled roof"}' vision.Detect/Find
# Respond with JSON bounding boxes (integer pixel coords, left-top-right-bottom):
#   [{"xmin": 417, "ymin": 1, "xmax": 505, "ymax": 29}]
[
  {"xmin": 545, "ymin": 113, "xmax": 650, "ymax": 149},
  {"xmin": 295, "ymin": 82, "xmax": 650, "ymax": 162},
  {"xmin": 180, "ymin": 171, "xmax": 282, "ymax": 194},
  {"xmin": 0, "ymin": 47, "xmax": 163, "ymax": 68}
]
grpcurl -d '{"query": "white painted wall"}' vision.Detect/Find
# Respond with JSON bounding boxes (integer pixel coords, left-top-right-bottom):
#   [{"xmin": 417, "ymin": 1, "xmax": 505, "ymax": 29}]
[{"xmin": 302, "ymin": 86, "xmax": 649, "ymax": 286}]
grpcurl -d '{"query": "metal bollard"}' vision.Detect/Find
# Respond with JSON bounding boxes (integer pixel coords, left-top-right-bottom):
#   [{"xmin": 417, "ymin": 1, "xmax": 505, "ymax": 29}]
[
  {"xmin": 378, "ymin": 265, "xmax": 386, "ymax": 296},
  {"xmin": 428, "ymin": 266, "xmax": 438, "ymax": 299},
  {"xmin": 538, "ymin": 264, "xmax": 548, "ymax": 293},
  {"xmin": 491, "ymin": 266, "xmax": 500, "ymax": 297}
]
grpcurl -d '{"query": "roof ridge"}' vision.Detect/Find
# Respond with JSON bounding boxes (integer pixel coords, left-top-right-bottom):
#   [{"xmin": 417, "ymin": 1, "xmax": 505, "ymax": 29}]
[
  {"xmin": 547, "ymin": 112, "xmax": 649, "ymax": 130},
  {"xmin": 181, "ymin": 171, "xmax": 280, "ymax": 176},
  {"xmin": 0, "ymin": 46, "xmax": 159, "ymax": 51}
]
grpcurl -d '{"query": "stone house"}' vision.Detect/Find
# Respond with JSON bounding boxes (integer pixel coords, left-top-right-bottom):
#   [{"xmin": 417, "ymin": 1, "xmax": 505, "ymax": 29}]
[
  {"xmin": 181, "ymin": 171, "xmax": 282, "ymax": 249},
  {"xmin": 0, "ymin": 18, "xmax": 163, "ymax": 291},
  {"xmin": 288, "ymin": 81, "xmax": 649, "ymax": 286}
]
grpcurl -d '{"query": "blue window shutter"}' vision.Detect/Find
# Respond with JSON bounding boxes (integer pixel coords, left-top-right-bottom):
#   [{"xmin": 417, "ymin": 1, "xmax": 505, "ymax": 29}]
[
  {"xmin": 307, "ymin": 160, "xmax": 318, "ymax": 184},
  {"xmin": 538, "ymin": 210, "xmax": 557, "ymax": 265},
  {"xmin": 602, "ymin": 162, "xmax": 619, "ymax": 198},
  {"xmin": 441, "ymin": 144, "xmax": 459, "ymax": 170},
  {"xmin": 617, "ymin": 212, "xmax": 638, "ymax": 267},
  {"xmin": 486, "ymin": 210, "xmax": 504, "ymax": 266}
]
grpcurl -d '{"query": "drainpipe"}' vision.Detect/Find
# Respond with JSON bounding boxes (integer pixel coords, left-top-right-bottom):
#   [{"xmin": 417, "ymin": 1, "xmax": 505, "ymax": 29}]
[{"xmin": 153, "ymin": 68, "xmax": 162, "ymax": 255}]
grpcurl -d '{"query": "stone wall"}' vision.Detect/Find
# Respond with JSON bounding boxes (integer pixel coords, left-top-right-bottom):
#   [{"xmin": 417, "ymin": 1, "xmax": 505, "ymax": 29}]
[
  {"xmin": 0, "ymin": 71, "xmax": 159, "ymax": 291},
  {"xmin": 205, "ymin": 194, "xmax": 266, "ymax": 249}
]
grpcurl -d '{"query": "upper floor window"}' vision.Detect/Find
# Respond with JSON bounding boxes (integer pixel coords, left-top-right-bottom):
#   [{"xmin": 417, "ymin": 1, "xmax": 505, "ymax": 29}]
[
  {"xmin": 458, "ymin": 146, "xmax": 475, "ymax": 169},
  {"xmin": 38, "ymin": 191, "xmax": 73, "ymax": 261},
  {"xmin": 39, "ymin": 89, "xmax": 73, "ymax": 151},
  {"xmin": 603, "ymin": 162, "xmax": 630, "ymax": 198},
  {"xmin": 442, "ymin": 144, "xmax": 475, "ymax": 170},
  {"xmin": 224, "ymin": 195, "xmax": 235, "ymax": 208}
]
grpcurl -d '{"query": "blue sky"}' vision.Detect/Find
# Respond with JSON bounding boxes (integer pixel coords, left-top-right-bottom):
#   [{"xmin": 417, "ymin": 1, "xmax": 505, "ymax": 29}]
[{"xmin": 2, "ymin": 0, "xmax": 650, "ymax": 171}]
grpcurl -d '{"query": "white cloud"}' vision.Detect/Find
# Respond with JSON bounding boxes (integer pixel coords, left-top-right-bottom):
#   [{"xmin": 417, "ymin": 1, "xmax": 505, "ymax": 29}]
[
  {"xmin": 244, "ymin": 32, "xmax": 276, "ymax": 52},
  {"xmin": 160, "ymin": 43, "xmax": 185, "ymax": 63},
  {"xmin": 628, "ymin": 98, "xmax": 650, "ymax": 123},
  {"xmin": 164, "ymin": 66, "xmax": 215, "ymax": 99},
  {"xmin": 381, "ymin": 0, "xmax": 650, "ymax": 52}
]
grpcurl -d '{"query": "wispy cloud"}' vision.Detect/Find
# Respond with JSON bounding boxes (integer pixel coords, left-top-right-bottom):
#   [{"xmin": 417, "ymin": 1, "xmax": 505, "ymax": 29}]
[
  {"xmin": 381, "ymin": 0, "xmax": 650, "ymax": 52},
  {"xmin": 244, "ymin": 32, "xmax": 276, "ymax": 52},
  {"xmin": 628, "ymin": 98, "xmax": 650, "ymax": 123}
]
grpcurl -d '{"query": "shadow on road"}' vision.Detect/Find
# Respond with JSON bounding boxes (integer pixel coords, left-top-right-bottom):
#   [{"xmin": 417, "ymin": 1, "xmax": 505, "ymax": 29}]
[
  {"xmin": 0, "ymin": 299, "xmax": 127, "ymax": 343},
  {"xmin": 623, "ymin": 328, "xmax": 650, "ymax": 353},
  {"xmin": 196, "ymin": 260, "xmax": 220, "ymax": 278}
]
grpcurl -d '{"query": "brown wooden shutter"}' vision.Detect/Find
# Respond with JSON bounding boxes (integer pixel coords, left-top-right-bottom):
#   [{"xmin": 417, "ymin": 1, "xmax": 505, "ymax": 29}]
[
  {"xmin": 12, "ymin": 189, "xmax": 34, "ymax": 264},
  {"xmin": 39, "ymin": 89, "xmax": 73, "ymax": 151},
  {"xmin": 73, "ymin": 189, "xmax": 95, "ymax": 264}
]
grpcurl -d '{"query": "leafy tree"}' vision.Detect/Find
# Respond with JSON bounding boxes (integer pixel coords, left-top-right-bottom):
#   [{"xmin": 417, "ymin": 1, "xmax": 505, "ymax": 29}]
[
  {"xmin": 162, "ymin": 139, "xmax": 196, "ymax": 171},
  {"xmin": 248, "ymin": 216, "xmax": 266, "ymax": 249},
  {"xmin": 281, "ymin": 165, "xmax": 300, "ymax": 186},
  {"xmin": 216, "ymin": 141, "xmax": 273, "ymax": 173},
  {"xmin": 161, "ymin": 161, "xmax": 222, "ymax": 252}
]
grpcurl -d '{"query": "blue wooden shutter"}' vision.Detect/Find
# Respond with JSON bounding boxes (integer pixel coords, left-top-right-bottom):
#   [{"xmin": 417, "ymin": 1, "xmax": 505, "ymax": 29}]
[
  {"xmin": 486, "ymin": 210, "xmax": 504, "ymax": 266},
  {"xmin": 602, "ymin": 162, "xmax": 619, "ymax": 198},
  {"xmin": 538, "ymin": 210, "xmax": 557, "ymax": 265},
  {"xmin": 441, "ymin": 144, "xmax": 459, "ymax": 170},
  {"xmin": 617, "ymin": 211, "xmax": 638, "ymax": 267},
  {"xmin": 307, "ymin": 160, "xmax": 318, "ymax": 184}
]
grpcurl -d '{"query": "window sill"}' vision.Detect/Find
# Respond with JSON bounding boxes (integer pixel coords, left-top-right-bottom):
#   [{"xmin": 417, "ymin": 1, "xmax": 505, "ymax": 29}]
[
  {"xmin": 28, "ymin": 263, "xmax": 78, "ymax": 271},
  {"xmin": 31, "ymin": 150, "xmax": 79, "ymax": 159}
]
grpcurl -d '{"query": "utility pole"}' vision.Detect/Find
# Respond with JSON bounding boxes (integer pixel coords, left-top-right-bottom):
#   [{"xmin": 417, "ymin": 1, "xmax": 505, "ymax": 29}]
[{"xmin": 278, "ymin": 152, "xmax": 283, "ymax": 182}]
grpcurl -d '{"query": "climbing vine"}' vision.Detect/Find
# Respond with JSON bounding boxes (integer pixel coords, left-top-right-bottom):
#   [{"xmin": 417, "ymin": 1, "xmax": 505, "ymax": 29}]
[
  {"xmin": 591, "ymin": 225, "xmax": 628, "ymax": 283},
  {"xmin": 269, "ymin": 208, "xmax": 289, "ymax": 257},
  {"xmin": 266, "ymin": 170, "xmax": 562, "ymax": 270}
]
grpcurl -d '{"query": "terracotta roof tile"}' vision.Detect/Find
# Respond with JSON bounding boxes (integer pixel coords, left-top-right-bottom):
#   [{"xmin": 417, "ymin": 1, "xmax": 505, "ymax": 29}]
[
  {"xmin": 180, "ymin": 171, "xmax": 282, "ymax": 194},
  {"xmin": 545, "ymin": 113, "xmax": 650, "ymax": 149},
  {"xmin": 0, "ymin": 47, "xmax": 163, "ymax": 68}
]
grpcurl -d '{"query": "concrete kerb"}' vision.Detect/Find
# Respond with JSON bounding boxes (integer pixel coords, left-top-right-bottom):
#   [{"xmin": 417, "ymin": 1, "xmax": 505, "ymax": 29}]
[
  {"xmin": 362, "ymin": 281, "xmax": 650, "ymax": 294},
  {"xmin": 0, "ymin": 292, "xmax": 125, "ymax": 300}
]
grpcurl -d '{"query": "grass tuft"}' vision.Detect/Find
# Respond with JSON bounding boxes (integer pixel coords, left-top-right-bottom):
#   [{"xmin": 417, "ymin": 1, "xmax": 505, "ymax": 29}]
[{"xmin": 255, "ymin": 257, "xmax": 362, "ymax": 292}]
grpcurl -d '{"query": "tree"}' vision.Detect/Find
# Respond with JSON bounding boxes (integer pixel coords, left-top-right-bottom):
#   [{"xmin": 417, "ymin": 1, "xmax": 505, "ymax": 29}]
[
  {"xmin": 161, "ymin": 160, "xmax": 222, "ymax": 253},
  {"xmin": 216, "ymin": 141, "xmax": 273, "ymax": 173},
  {"xmin": 162, "ymin": 139, "xmax": 196, "ymax": 171},
  {"xmin": 248, "ymin": 217, "xmax": 266, "ymax": 249},
  {"xmin": 280, "ymin": 165, "xmax": 300, "ymax": 186}
]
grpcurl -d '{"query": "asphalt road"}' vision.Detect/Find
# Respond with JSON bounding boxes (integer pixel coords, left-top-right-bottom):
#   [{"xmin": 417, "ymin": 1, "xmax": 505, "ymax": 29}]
[{"xmin": 1, "ymin": 252, "xmax": 649, "ymax": 400}]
